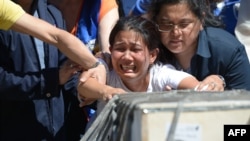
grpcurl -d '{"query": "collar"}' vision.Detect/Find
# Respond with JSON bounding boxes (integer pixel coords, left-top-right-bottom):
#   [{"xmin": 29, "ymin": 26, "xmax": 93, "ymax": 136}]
[{"xmin": 196, "ymin": 28, "xmax": 211, "ymax": 58}]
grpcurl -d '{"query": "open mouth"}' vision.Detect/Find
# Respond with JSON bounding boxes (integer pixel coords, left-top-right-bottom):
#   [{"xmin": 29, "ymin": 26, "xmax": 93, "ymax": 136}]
[{"xmin": 121, "ymin": 65, "xmax": 136, "ymax": 72}]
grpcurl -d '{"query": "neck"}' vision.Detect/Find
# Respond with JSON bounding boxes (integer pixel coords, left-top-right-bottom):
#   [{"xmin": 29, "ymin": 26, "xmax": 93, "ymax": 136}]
[
  {"xmin": 174, "ymin": 46, "xmax": 196, "ymax": 70},
  {"xmin": 122, "ymin": 74, "xmax": 150, "ymax": 92}
]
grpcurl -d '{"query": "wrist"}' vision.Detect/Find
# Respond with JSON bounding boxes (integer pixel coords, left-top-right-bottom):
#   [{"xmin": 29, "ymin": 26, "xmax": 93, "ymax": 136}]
[
  {"xmin": 218, "ymin": 75, "xmax": 226, "ymax": 88},
  {"xmin": 90, "ymin": 61, "xmax": 101, "ymax": 69},
  {"xmin": 89, "ymin": 58, "xmax": 105, "ymax": 69}
]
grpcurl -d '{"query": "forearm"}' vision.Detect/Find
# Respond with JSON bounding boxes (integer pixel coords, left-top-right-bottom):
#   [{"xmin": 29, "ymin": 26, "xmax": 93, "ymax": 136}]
[
  {"xmin": 78, "ymin": 77, "xmax": 126, "ymax": 100},
  {"xmin": 55, "ymin": 30, "xmax": 98, "ymax": 69},
  {"xmin": 12, "ymin": 13, "xmax": 98, "ymax": 69},
  {"xmin": 78, "ymin": 77, "xmax": 109, "ymax": 99},
  {"xmin": 178, "ymin": 76, "xmax": 200, "ymax": 89},
  {"xmin": 98, "ymin": 8, "xmax": 119, "ymax": 53}
]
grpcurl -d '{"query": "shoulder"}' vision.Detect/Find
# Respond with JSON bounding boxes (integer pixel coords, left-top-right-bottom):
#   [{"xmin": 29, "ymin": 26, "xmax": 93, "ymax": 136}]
[
  {"xmin": 203, "ymin": 27, "xmax": 242, "ymax": 48},
  {"xmin": 200, "ymin": 27, "xmax": 245, "ymax": 56},
  {"xmin": 150, "ymin": 63, "xmax": 192, "ymax": 90},
  {"xmin": 150, "ymin": 63, "xmax": 190, "ymax": 79},
  {"xmin": 0, "ymin": 0, "xmax": 25, "ymax": 30},
  {"xmin": 150, "ymin": 63, "xmax": 175, "ymax": 73}
]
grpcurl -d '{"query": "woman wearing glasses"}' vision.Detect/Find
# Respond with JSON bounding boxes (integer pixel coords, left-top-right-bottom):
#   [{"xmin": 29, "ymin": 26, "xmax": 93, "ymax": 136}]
[{"xmin": 149, "ymin": 0, "xmax": 250, "ymax": 90}]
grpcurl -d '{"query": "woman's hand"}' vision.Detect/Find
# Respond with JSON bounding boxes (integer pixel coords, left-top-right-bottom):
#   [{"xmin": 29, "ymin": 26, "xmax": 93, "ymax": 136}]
[
  {"xmin": 77, "ymin": 70, "xmax": 126, "ymax": 107},
  {"xmin": 59, "ymin": 59, "xmax": 82, "ymax": 85},
  {"xmin": 79, "ymin": 62, "xmax": 106, "ymax": 85},
  {"xmin": 194, "ymin": 75, "xmax": 225, "ymax": 91},
  {"xmin": 77, "ymin": 84, "xmax": 126, "ymax": 107},
  {"xmin": 100, "ymin": 85, "xmax": 127, "ymax": 101}
]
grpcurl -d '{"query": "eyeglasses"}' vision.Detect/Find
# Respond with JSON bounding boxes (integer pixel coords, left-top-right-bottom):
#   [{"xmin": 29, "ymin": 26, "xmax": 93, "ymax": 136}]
[{"xmin": 156, "ymin": 20, "xmax": 197, "ymax": 32}]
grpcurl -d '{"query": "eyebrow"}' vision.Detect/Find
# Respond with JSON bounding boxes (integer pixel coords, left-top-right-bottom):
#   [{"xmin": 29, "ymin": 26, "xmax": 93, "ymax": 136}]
[
  {"xmin": 159, "ymin": 18, "xmax": 194, "ymax": 24},
  {"xmin": 159, "ymin": 9, "xmax": 195, "ymax": 21}
]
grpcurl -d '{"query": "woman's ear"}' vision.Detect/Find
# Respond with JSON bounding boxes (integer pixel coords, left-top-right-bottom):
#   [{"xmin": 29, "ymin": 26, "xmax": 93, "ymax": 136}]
[
  {"xmin": 150, "ymin": 48, "xmax": 159, "ymax": 64},
  {"xmin": 109, "ymin": 46, "xmax": 112, "ymax": 52}
]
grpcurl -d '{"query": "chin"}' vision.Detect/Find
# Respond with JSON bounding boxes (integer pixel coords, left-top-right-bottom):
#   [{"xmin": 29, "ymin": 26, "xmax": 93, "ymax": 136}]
[
  {"xmin": 120, "ymin": 74, "xmax": 137, "ymax": 79},
  {"xmin": 167, "ymin": 47, "xmax": 183, "ymax": 54}
]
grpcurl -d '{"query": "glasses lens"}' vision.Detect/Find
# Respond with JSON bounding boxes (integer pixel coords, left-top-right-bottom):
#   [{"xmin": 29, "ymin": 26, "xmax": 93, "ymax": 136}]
[{"xmin": 158, "ymin": 24, "xmax": 173, "ymax": 32}]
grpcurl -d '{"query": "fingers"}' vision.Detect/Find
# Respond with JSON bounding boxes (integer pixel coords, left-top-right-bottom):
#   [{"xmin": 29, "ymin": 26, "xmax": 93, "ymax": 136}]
[
  {"xmin": 59, "ymin": 60, "xmax": 81, "ymax": 85},
  {"xmin": 91, "ymin": 64, "xmax": 106, "ymax": 84},
  {"xmin": 69, "ymin": 63, "xmax": 79, "ymax": 69},
  {"xmin": 211, "ymin": 82, "xmax": 224, "ymax": 91},
  {"xmin": 103, "ymin": 94, "xmax": 113, "ymax": 102},
  {"xmin": 165, "ymin": 85, "xmax": 172, "ymax": 91},
  {"xmin": 195, "ymin": 82, "xmax": 223, "ymax": 91},
  {"xmin": 60, "ymin": 60, "xmax": 81, "ymax": 75},
  {"xmin": 80, "ymin": 64, "xmax": 106, "ymax": 84},
  {"xmin": 79, "ymin": 71, "xmax": 92, "ymax": 83},
  {"xmin": 102, "ymin": 88, "xmax": 127, "ymax": 101},
  {"xmin": 194, "ymin": 75, "xmax": 225, "ymax": 91}
]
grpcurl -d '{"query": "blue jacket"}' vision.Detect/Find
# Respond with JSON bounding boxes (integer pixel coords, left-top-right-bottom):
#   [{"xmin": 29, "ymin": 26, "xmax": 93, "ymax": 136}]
[
  {"xmin": 0, "ymin": 1, "xmax": 81, "ymax": 140},
  {"xmin": 189, "ymin": 27, "xmax": 250, "ymax": 90}
]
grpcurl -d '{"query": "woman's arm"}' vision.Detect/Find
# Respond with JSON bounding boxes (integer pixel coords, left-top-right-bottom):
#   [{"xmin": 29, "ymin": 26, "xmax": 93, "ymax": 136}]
[
  {"xmin": 77, "ymin": 73, "xmax": 126, "ymax": 101},
  {"xmin": 11, "ymin": 13, "xmax": 107, "ymax": 84},
  {"xmin": 178, "ymin": 75, "xmax": 225, "ymax": 91},
  {"xmin": 177, "ymin": 76, "xmax": 200, "ymax": 90},
  {"xmin": 11, "ymin": 13, "xmax": 99, "ymax": 69},
  {"xmin": 98, "ymin": 0, "xmax": 119, "ymax": 53}
]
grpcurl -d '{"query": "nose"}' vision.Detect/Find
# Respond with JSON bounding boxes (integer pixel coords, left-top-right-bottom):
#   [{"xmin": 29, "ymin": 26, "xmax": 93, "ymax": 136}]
[
  {"xmin": 171, "ymin": 25, "xmax": 181, "ymax": 36},
  {"xmin": 122, "ymin": 50, "xmax": 133, "ymax": 60}
]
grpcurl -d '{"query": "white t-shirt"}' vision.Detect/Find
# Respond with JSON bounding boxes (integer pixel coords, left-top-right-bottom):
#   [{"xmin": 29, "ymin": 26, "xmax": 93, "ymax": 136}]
[
  {"xmin": 107, "ymin": 63, "xmax": 191, "ymax": 91},
  {"xmin": 97, "ymin": 63, "xmax": 192, "ymax": 114}
]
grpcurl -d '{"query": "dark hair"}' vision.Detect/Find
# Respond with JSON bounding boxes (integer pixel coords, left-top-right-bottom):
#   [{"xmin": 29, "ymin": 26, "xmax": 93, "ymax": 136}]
[
  {"xmin": 149, "ymin": 0, "xmax": 224, "ymax": 28},
  {"xmin": 109, "ymin": 16, "xmax": 169, "ymax": 64}
]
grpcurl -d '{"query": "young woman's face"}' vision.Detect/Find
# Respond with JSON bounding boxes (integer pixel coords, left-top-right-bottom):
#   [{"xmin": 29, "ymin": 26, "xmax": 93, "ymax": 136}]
[
  {"xmin": 156, "ymin": 3, "xmax": 203, "ymax": 55},
  {"xmin": 110, "ymin": 30, "xmax": 157, "ymax": 81}
]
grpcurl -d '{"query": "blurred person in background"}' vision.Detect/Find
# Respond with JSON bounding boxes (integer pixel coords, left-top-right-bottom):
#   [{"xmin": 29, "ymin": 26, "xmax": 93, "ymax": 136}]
[
  {"xmin": 235, "ymin": 0, "xmax": 250, "ymax": 61},
  {"xmin": 48, "ymin": 0, "xmax": 119, "ymax": 54}
]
